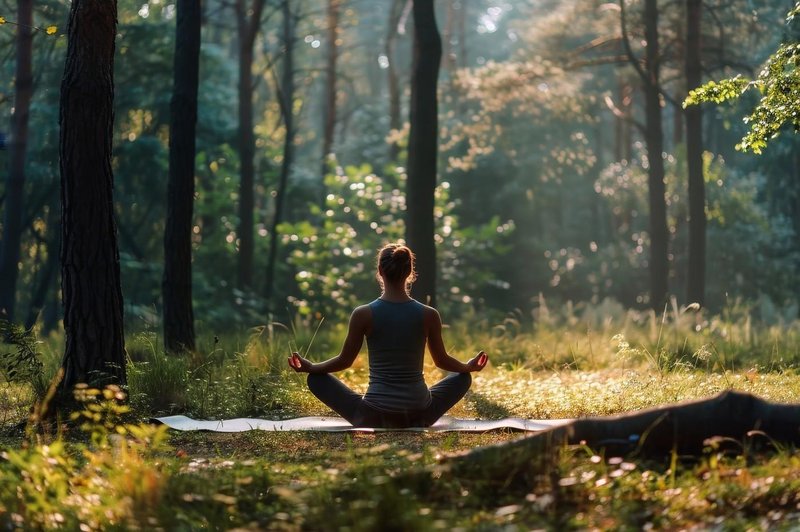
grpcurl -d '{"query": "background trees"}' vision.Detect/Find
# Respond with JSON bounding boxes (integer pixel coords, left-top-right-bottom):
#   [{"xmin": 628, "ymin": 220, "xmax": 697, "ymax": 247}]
[
  {"xmin": 0, "ymin": 0, "xmax": 798, "ymax": 341},
  {"xmin": 406, "ymin": 0, "xmax": 441, "ymax": 306},
  {"xmin": 0, "ymin": 0, "xmax": 34, "ymax": 322},
  {"xmin": 162, "ymin": 0, "xmax": 202, "ymax": 354}
]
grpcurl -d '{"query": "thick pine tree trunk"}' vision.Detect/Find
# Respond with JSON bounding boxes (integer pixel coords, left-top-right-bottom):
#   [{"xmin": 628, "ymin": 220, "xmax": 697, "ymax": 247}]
[
  {"xmin": 235, "ymin": 0, "xmax": 265, "ymax": 290},
  {"xmin": 163, "ymin": 0, "xmax": 201, "ymax": 354},
  {"xmin": 685, "ymin": 0, "xmax": 706, "ymax": 306},
  {"xmin": 264, "ymin": 0, "xmax": 295, "ymax": 310},
  {"xmin": 643, "ymin": 0, "xmax": 669, "ymax": 309},
  {"xmin": 0, "ymin": 0, "xmax": 34, "ymax": 322},
  {"xmin": 406, "ymin": 0, "xmax": 441, "ymax": 307},
  {"xmin": 58, "ymin": 0, "xmax": 126, "ymax": 391}
]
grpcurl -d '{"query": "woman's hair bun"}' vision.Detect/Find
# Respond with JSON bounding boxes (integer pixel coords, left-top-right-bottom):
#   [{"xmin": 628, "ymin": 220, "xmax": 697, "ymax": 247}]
[{"xmin": 376, "ymin": 243, "xmax": 417, "ymax": 286}]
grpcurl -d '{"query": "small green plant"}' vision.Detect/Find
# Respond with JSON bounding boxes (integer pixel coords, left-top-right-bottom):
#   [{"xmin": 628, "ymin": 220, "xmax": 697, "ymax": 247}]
[{"xmin": 0, "ymin": 320, "xmax": 46, "ymax": 399}]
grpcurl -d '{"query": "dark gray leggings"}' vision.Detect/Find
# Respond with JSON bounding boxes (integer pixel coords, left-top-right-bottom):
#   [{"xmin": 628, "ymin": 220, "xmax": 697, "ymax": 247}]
[{"xmin": 306, "ymin": 372, "xmax": 472, "ymax": 428}]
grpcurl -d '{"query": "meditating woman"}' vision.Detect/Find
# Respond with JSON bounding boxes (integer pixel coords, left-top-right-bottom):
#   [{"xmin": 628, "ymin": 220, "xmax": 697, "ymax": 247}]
[{"xmin": 288, "ymin": 243, "xmax": 488, "ymax": 427}]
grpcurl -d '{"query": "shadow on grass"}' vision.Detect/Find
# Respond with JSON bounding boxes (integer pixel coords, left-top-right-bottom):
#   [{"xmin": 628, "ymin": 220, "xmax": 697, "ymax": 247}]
[{"xmin": 467, "ymin": 391, "xmax": 514, "ymax": 419}]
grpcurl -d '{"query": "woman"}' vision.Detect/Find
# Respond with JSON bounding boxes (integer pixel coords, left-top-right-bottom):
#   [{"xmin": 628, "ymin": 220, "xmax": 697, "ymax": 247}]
[{"xmin": 288, "ymin": 243, "xmax": 488, "ymax": 428}]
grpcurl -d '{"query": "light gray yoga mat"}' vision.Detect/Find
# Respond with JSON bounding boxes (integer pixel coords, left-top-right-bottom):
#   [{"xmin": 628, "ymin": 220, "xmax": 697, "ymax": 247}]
[{"xmin": 154, "ymin": 415, "xmax": 571, "ymax": 433}]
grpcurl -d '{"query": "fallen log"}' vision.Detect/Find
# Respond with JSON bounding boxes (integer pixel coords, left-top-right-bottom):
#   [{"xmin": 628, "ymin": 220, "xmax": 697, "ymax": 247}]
[{"xmin": 441, "ymin": 391, "xmax": 800, "ymax": 478}]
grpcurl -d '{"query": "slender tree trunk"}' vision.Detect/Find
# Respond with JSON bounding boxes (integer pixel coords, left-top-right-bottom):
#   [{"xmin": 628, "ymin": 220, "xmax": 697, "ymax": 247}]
[
  {"xmin": 643, "ymin": 0, "xmax": 669, "ymax": 309},
  {"xmin": 406, "ymin": 0, "xmax": 441, "ymax": 307},
  {"xmin": 235, "ymin": 0, "xmax": 265, "ymax": 290},
  {"xmin": 685, "ymin": 0, "xmax": 706, "ymax": 306},
  {"xmin": 58, "ymin": 0, "xmax": 126, "ymax": 391},
  {"xmin": 613, "ymin": 79, "xmax": 633, "ymax": 162},
  {"xmin": 457, "ymin": 0, "xmax": 466, "ymax": 68},
  {"xmin": 673, "ymin": 96, "xmax": 684, "ymax": 146},
  {"xmin": 163, "ymin": 0, "xmax": 201, "ymax": 354},
  {"xmin": 442, "ymin": 0, "xmax": 455, "ymax": 75},
  {"xmin": 0, "ymin": 0, "xmax": 34, "ymax": 322},
  {"xmin": 385, "ymin": 0, "xmax": 405, "ymax": 163},
  {"xmin": 265, "ymin": 0, "xmax": 295, "ymax": 310},
  {"xmin": 24, "ymin": 198, "xmax": 59, "ymax": 329},
  {"xmin": 321, "ymin": 0, "xmax": 340, "ymax": 181},
  {"xmin": 24, "ymin": 237, "xmax": 58, "ymax": 330}
]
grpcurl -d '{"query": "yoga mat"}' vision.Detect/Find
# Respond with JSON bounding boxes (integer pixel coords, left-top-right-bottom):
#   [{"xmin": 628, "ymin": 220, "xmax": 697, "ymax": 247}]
[{"xmin": 154, "ymin": 415, "xmax": 572, "ymax": 433}]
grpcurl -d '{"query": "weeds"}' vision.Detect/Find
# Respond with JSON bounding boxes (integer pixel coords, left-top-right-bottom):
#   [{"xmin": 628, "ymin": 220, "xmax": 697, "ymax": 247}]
[{"xmin": 1, "ymin": 300, "xmax": 800, "ymax": 528}]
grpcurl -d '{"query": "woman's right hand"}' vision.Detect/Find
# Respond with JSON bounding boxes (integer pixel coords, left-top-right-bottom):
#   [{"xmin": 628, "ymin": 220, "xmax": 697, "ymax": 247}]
[
  {"xmin": 288, "ymin": 352, "xmax": 315, "ymax": 373},
  {"xmin": 465, "ymin": 351, "xmax": 488, "ymax": 372}
]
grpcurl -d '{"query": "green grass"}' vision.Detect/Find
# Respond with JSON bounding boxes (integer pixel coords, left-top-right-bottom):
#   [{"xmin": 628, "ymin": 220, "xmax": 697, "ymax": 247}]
[{"xmin": 3, "ymin": 302, "xmax": 800, "ymax": 529}]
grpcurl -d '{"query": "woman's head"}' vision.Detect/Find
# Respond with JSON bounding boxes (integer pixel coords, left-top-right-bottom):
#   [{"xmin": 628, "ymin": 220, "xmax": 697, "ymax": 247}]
[{"xmin": 376, "ymin": 243, "xmax": 417, "ymax": 292}]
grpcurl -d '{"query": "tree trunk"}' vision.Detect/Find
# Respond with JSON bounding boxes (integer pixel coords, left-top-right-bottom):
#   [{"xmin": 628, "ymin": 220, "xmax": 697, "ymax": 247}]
[
  {"xmin": 265, "ymin": 0, "xmax": 295, "ymax": 311},
  {"xmin": 58, "ymin": 0, "xmax": 126, "ymax": 391},
  {"xmin": 235, "ymin": 0, "xmax": 265, "ymax": 290},
  {"xmin": 385, "ymin": 0, "xmax": 405, "ymax": 163},
  {"xmin": 440, "ymin": 391, "xmax": 800, "ymax": 480},
  {"xmin": 25, "ymin": 200, "xmax": 59, "ymax": 330},
  {"xmin": 406, "ymin": 0, "xmax": 441, "ymax": 307},
  {"xmin": 642, "ymin": 0, "xmax": 669, "ymax": 309},
  {"xmin": 163, "ymin": 0, "xmax": 201, "ymax": 354},
  {"xmin": 685, "ymin": 0, "xmax": 706, "ymax": 306},
  {"xmin": 321, "ymin": 0, "xmax": 340, "ymax": 182},
  {"xmin": 0, "ymin": 0, "xmax": 34, "ymax": 322}
]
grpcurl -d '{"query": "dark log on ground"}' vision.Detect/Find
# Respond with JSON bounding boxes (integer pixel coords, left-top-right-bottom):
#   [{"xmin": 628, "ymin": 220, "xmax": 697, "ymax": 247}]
[{"xmin": 440, "ymin": 391, "xmax": 800, "ymax": 479}]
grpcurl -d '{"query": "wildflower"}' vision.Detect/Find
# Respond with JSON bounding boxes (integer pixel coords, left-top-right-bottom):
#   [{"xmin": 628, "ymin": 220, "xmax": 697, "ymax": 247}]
[{"xmin": 693, "ymin": 344, "xmax": 713, "ymax": 362}]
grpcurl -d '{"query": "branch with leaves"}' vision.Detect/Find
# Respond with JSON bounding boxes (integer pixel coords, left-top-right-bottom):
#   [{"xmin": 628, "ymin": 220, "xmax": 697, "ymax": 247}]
[
  {"xmin": 683, "ymin": 3, "xmax": 800, "ymax": 154},
  {"xmin": 0, "ymin": 15, "xmax": 57, "ymax": 35}
]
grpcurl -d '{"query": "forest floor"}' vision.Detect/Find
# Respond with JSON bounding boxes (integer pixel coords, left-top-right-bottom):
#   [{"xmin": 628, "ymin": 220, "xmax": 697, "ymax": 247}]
[{"xmin": 2, "ymin": 306, "xmax": 800, "ymax": 529}]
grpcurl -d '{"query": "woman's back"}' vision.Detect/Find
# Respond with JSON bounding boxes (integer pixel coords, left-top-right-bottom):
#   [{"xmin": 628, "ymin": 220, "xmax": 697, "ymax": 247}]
[{"xmin": 363, "ymin": 298, "xmax": 431, "ymax": 412}]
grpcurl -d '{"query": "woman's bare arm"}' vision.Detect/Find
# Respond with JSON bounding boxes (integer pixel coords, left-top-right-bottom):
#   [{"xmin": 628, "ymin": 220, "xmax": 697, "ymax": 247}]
[
  {"xmin": 288, "ymin": 306, "xmax": 370, "ymax": 373},
  {"xmin": 424, "ymin": 307, "xmax": 487, "ymax": 373}
]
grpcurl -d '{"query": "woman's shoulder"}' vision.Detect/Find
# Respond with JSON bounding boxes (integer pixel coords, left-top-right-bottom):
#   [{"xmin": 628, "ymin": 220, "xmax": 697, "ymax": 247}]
[
  {"xmin": 416, "ymin": 301, "xmax": 440, "ymax": 321},
  {"xmin": 352, "ymin": 303, "xmax": 374, "ymax": 318}
]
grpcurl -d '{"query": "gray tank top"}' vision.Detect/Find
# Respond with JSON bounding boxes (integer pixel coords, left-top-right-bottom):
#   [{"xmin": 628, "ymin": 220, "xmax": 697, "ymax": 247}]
[{"xmin": 363, "ymin": 298, "xmax": 432, "ymax": 412}]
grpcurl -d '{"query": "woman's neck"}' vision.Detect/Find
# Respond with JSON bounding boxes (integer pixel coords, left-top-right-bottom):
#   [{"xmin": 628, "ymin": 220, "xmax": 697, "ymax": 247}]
[{"xmin": 380, "ymin": 282, "xmax": 411, "ymax": 302}]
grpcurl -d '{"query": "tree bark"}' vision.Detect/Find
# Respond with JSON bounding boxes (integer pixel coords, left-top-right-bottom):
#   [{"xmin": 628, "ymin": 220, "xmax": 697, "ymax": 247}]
[
  {"xmin": 0, "ymin": 0, "xmax": 34, "ymax": 322},
  {"xmin": 321, "ymin": 0, "xmax": 340, "ymax": 183},
  {"xmin": 265, "ymin": 0, "xmax": 295, "ymax": 311},
  {"xmin": 385, "ymin": 0, "xmax": 405, "ymax": 163},
  {"xmin": 235, "ymin": 0, "xmax": 265, "ymax": 290},
  {"xmin": 685, "ymin": 0, "xmax": 706, "ymax": 306},
  {"xmin": 642, "ymin": 0, "xmax": 669, "ymax": 309},
  {"xmin": 441, "ymin": 391, "xmax": 800, "ymax": 479},
  {"xmin": 163, "ymin": 0, "xmax": 201, "ymax": 354},
  {"xmin": 406, "ymin": 0, "xmax": 441, "ymax": 307},
  {"xmin": 58, "ymin": 0, "xmax": 126, "ymax": 391}
]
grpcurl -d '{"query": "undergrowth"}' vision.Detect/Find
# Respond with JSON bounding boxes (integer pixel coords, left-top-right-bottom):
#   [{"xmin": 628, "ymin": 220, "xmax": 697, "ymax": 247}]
[{"xmin": 1, "ymin": 299, "xmax": 800, "ymax": 529}]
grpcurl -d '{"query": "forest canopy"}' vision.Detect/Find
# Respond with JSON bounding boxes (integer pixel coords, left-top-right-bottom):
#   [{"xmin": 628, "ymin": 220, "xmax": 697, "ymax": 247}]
[{"xmin": 1, "ymin": 0, "xmax": 799, "ymax": 336}]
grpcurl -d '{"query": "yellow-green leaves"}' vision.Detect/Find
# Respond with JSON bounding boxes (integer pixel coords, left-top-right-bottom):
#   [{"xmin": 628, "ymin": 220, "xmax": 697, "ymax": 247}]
[
  {"xmin": 683, "ymin": 76, "xmax": 750, "ymax": 108},
  {"xmin": 0, "ymin": 16, "xmax": 58, "ymax": 35}
]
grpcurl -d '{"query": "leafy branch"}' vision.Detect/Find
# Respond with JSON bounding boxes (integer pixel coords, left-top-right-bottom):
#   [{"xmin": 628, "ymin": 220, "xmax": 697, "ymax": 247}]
[
  {"xmin": 0, "ymin": 15, "xmax": 57, "ymax": 35},
  {"xmin": 683, "ymin": 4, "xmax": 800, "ymax": 154}
]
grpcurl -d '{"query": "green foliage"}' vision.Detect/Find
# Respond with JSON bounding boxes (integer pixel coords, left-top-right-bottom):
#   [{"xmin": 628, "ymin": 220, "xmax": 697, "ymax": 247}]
[
  {"xmin": 280, "ymin": 162, "xmax": 515, "ymax": 321},
  {"xmin": 0, "ymin": 320, "xmax": 46, "ymax": 399},
  {"xmin": 684, "ymin": 4, "xmax": 800, "ymax": 154}
]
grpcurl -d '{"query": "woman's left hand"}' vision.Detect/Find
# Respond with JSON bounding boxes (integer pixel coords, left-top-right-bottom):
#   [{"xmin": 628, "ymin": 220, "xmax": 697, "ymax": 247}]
[
  {"xmin": 465, "ymin": 351, "xmax": 488, "ymax": 372},
  {"xmin": 288, "ymin": 352, "xmax": 315, "ymax": 373}
]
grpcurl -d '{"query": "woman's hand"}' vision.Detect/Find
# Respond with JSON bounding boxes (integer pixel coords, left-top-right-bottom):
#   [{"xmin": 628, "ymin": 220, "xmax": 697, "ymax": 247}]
[
  {"xmin": 288, "ymin": 352, "xmax": 315, "ymax": 373},
  {"xmin": 465, "ymin": 351, "xmax": 488, "ymax": 372}
]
